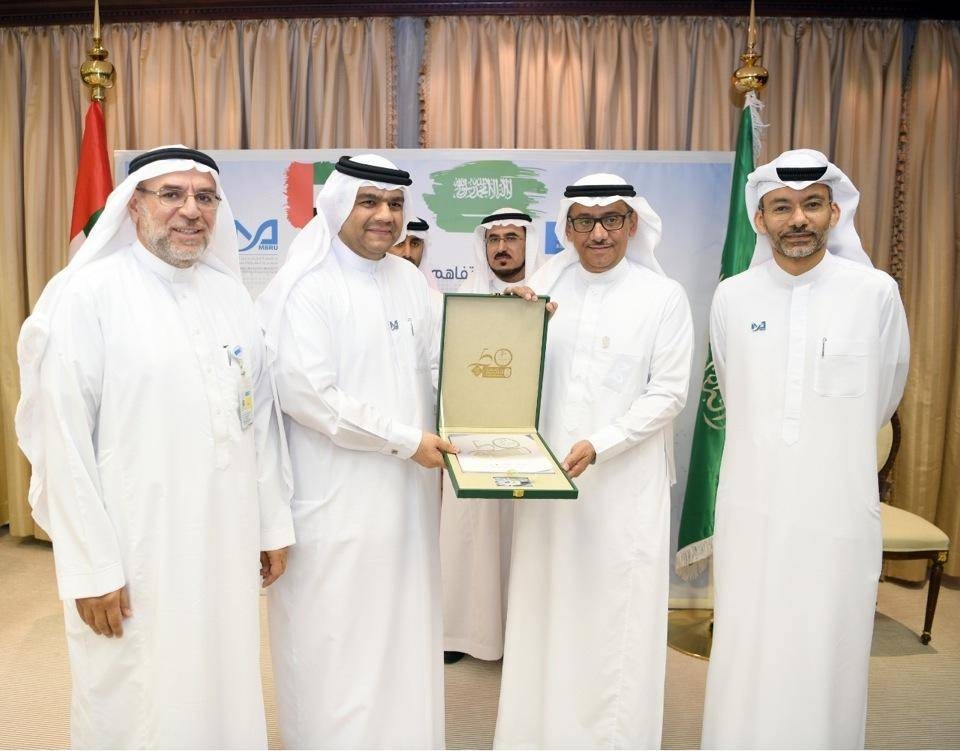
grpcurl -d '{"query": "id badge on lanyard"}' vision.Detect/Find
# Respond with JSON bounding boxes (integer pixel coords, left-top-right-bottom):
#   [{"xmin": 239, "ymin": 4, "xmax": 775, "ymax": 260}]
[{"xmin": 227, "ymin": 344, "xmax": 255, "ymax": 430}]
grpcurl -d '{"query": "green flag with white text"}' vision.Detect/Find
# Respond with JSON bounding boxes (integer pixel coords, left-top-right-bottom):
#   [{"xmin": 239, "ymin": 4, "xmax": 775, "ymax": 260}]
[{"xmin": 675, "ymin": 95, "xmax": 760, "ymax": 581}]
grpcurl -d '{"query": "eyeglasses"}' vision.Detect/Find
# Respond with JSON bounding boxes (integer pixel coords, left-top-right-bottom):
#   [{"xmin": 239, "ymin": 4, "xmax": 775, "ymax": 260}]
[
  {"xmin": 136, "ymin": 186, "xmax": 221, "ymax": 210},
  {"xmin": 567, "ymin": 212, "xmax": 633, "ymax": 233},
  {"xmin": 485, "ymin": 233, "xmax": 524, "ymax": 248}
]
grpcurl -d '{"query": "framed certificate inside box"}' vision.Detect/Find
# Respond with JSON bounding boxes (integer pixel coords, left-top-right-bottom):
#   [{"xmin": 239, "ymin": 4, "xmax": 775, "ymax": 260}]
[{"xmin": 438, "ymin": 293, "xmax": 578, "ymax": 499}]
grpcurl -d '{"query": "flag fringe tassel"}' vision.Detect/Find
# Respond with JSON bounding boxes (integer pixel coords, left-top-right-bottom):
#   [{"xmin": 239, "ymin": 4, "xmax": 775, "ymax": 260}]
[
  {"xmin": 745, "ymin": 90, "xmax": 767, "ymax": 163},
  {"xmin": 674, "ymin": 536, "xmax": 713, "ymax": 582}
]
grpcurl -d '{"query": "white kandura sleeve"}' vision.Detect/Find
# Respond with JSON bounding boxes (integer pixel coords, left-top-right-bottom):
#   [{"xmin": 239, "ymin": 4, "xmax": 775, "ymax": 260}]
[
  {"xmin": 589, "ymin": 283, "xmax": 695, "ymax": 463},
  {"xmin": 273, "ymin": 283, "xmax": 422, "ymax": 459},
  {"xmin": 877, "ymin": 278, "xmax": 911, "ymax": 428},
  {"xmin": 39, "ymin": 285, "xmax": 125, "ymax": 601},
  {"xmin": 248, "ymin": 319, "xmax": 295, "ymax": 552},
  {"xmin": 429, "ymin": 289, "xmax": 444, "ymax": 401}
]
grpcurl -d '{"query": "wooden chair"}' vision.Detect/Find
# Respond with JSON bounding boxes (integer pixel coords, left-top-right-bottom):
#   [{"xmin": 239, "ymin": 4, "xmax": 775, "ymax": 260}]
[{"xmin": 877, "ymin": 411, "xmax": 951, "ymax": 644}]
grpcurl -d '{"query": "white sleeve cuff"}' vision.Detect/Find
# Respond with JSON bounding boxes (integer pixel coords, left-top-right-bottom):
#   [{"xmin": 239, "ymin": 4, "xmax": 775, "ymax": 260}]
[
  {"xmin": 378, "ymin": 422, "xmax": 422, "ymax": 460},
  {"xmin": 261, "ymin": 519, "xmax": 296, "ymax": 552},
  {"xmin": 56, "ymin": 561, "xmax": 125, "ymax": 602},
  {"xmin": 588, "ymin": 426, "xmax": 626, "ymax": 464}
]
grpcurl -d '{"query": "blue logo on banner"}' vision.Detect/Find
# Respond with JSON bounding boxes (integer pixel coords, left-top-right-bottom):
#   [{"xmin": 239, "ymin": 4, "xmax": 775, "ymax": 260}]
[
  {"xmin": 544, "ymin": 221, "xmax": 563, "ymax": 254},
  {"xmin": 235, "ymin": 219, "xmax": 279, "ymax": 252},
  {"xmin": 751, "ymin": 321, "xmax": 767, "ymax": 332}
]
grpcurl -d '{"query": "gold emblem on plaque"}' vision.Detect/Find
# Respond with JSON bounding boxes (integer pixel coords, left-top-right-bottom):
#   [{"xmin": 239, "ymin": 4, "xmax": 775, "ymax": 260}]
[{"xmin": 468, "ymin": 348, "xmax": 513, "ymax": 378}]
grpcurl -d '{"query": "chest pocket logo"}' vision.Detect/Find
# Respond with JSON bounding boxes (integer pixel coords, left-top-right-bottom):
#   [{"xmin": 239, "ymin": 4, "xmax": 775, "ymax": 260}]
[
  {"xmin": 601, "ymin": 354, "xmax": 642, "ymax": 392},
  {"xmin": 814, "ymin": 337, "xmax": 869, "ymax": 398}
]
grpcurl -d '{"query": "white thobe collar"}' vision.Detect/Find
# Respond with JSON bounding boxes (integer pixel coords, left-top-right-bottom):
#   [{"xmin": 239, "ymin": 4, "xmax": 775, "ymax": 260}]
[
  {"xmin": 491, "ymin": 275, "xmax": 524, "ymax": 293},
  {"xmin": 331, "ymin": 236, "xmax": 384, "ymax": 276},
  {"xmin": 131, "ymin": 240, "xmax": 198, "ymax": 284},
  {"xmin": 575, "ymin": 256, "xmax": 631, "ymax": 286},
  {"xmin": 764, "ymin": 248, "xmax": 836, "ymax": 287}
]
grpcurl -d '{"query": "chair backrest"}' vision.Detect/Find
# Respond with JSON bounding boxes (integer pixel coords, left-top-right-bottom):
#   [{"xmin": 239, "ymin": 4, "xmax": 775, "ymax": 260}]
[{"xmin": 877, "ymin": 411, "xmax": 901, "ymax": 503}]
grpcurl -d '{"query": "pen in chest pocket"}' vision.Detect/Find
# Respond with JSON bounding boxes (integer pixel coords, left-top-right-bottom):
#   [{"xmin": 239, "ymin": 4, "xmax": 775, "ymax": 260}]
[{"xmin": 223, "ymin": 344, "xmax": 248, "ymax": 375}]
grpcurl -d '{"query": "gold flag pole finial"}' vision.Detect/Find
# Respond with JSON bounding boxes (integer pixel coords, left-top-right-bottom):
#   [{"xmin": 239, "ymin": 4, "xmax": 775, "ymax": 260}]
[
  {"xmin": 79, "ymin": 0, "xmax": 115, "ymax": 102},
  {"xmin": 732, "ymin": 0, "xmax": 769, "ymax": 94}
]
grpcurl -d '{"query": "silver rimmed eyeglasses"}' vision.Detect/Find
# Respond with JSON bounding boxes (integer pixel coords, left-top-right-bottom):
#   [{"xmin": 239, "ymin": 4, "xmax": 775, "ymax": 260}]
[{"xmin": 136, "ymin": 186, "xmax": 221, "ymax": 210}]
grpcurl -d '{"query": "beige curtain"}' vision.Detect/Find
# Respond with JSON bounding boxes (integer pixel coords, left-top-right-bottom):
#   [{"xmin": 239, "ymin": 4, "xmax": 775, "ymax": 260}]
[
  {"xmin": 0, "ymin": 30, "xmax": 29, "ymax": 535},
  {"xmin": 422, "ymin": 16, "xmax": 902, "ymax": 264},
  {"xmin": 422, "ymin": 15, "xmax": 959, "ymax": 577},
  {"xmin": 893, "ymin": 20, "xmax": 960, "ymax": 578},
  {"xmin": 0, "ymin": 17, "xmax": 395, "ymax": 537}
]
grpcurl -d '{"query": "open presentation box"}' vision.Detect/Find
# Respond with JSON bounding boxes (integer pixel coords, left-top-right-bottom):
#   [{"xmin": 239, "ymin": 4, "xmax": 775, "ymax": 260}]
[{"xmin": 438, "ymin": 293, "xmax": 578, "ymax": 499}]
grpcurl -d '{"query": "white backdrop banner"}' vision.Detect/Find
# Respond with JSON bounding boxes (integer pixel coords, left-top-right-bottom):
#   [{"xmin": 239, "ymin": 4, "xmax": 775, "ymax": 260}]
[{"xmin": 116, "ymin": 148, "xmax": 731, "ymax": 606}]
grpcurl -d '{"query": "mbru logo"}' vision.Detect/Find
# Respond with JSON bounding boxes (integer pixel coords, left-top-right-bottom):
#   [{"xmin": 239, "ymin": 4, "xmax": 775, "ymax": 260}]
[
  {"xmin": 235, "ymin": 219, "xmax": 279, "ymax": 252},
  {"xmin": 544, "ymin": 222, "xmax": 564, "ymax": 254}
]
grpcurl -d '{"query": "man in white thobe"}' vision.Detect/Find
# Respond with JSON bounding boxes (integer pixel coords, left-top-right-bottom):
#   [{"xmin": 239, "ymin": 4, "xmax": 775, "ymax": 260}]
[
  {"xmin": 15, "ymin": 146, "xmax": 294, "ymax": 749},
  {"xmin": 493, "ymin": 176, "xmax": 694, "ymax": 748},
  {"xmin": 257, "ymin": 154, "xmax": 455, "ymax": 749},
  {"xmin": 700, "ymin": 149, "xmax": 910, "ymax": 749},
  {"xmin": 439, "ymin": 208, "xmax": 543, "ymax": 665},
  {"xmin": 390, "ymin": 215, "xmax": 444, "ymax": 310},
  {"xmin": 390, "ymin": 216, "xmax": 431, "ymax": 268}
]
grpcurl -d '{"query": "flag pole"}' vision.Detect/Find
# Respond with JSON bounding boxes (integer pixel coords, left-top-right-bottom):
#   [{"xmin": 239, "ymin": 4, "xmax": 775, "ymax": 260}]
[
  {"xmin": 69, "ymin": 0, "xmax": 115, "ymax": 257},
  {"xmin": 668, "ymin": 1, "xmax": 768, "ymax": 660},
  {"xmin": 80, "ymin": 0, "xmax": 114, "ymax": 102},
  {"xmin": 732, "ymin": 0, "xmax": 769, "ymax": 165}
]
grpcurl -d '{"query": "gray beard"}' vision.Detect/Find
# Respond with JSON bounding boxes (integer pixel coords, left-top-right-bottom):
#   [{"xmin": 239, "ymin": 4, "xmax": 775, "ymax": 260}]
[
  {"xmin": 150, "ymin": 235, "xmax": 208, "ymax": 268},
  {"xmin": 774, "ymin": 242, "xmax": 821, "ymax": 259},
  {"xmin": 773, "ymin": 231, "xmax": 825, "ymax": 260}
]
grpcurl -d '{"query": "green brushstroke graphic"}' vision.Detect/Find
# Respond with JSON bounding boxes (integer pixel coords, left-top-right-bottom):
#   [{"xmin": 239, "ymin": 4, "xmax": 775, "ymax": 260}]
[{"xmin": 423, "ymin": 161, "xmax": 547, "ymax": 232}]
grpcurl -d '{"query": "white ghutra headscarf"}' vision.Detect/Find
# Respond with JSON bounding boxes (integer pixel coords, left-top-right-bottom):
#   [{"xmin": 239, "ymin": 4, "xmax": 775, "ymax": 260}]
[
  {"xmin": 403, "ymin": 217, "xmax": 441, "ymax": 290},
  {"xmin": 745, "ymin": 148, "xmax": 871, "ymax": 267},
  {"xmin": 533, "ymin": 173, "xmax": 665, "ymax": 291},
  {"xmin": 463, "ymin": 207, "xmax": 544, "ymax": 293},
  {"xmin": 405, "ymin": 216, "xmax": 430, "ymax": 245}
]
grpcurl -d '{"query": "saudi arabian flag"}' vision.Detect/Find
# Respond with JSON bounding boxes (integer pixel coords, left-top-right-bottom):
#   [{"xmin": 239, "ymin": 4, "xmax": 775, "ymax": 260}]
[
  {"xmin": 68, "ymin": 100, "xmax": 113, "ymax": 257},
  {"xmin": 675, "ymin": 93, "xmax": 761, "ymax": 581}
]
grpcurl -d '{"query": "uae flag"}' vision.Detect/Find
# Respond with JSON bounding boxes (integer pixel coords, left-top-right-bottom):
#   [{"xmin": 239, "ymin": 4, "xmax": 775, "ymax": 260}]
[
  {"xmin": 284, "ymin": 160, "xmax": 336, "ymax": 229},
  {"xmin": 675, "ymin": 92, "xmax": 761, "ymax": 581},
  {"xmin": 68, "ymin": 100, "xmax": 113, "ymax": 257}
]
